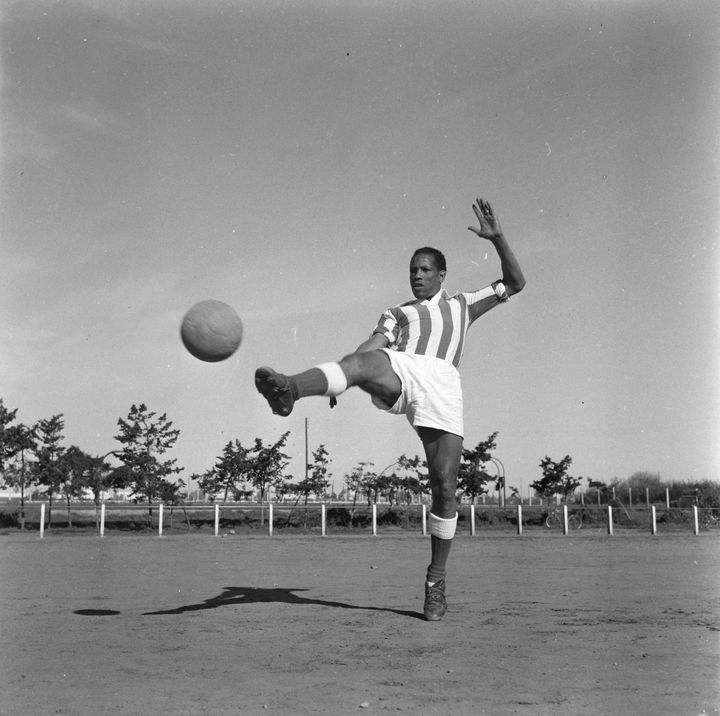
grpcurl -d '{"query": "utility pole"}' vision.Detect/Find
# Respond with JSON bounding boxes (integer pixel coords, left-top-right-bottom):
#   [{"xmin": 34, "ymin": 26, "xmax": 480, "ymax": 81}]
[{"xmin": 305, "ymin": 418, "xmax": 309, "ymax": 482}]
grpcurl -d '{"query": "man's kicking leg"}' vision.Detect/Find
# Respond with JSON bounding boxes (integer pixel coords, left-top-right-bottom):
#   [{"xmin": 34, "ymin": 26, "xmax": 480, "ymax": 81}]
[
  {"xmin": 418, "ymin": 427, "xmax": 462, "ymax": 621},
  {"xmin": 255, "ymin": 351, "xmax": 401, "ymax": 416}
]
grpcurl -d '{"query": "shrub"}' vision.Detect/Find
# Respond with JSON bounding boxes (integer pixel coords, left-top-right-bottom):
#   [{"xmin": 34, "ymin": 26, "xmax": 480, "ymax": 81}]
[{"xmin": 0, "ymin": 509, "xmax": 19, "ymax": 528}]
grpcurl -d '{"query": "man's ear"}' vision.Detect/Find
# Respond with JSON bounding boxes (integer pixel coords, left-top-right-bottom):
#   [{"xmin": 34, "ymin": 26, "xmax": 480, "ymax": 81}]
[{"xmin": 439, "ymin": 270, "xmax": 447, "ymax": 283}]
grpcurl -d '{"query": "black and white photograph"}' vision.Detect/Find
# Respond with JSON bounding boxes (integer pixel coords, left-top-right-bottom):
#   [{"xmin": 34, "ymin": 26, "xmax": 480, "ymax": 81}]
[{"xmin": 1, "ymin": 1, "xmax": 718, "ymax": 714}]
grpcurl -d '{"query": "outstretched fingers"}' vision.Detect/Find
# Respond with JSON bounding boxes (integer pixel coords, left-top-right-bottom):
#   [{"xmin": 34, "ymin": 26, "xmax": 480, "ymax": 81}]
[{"xmin": 468, "ymin": 197, "xmax": 502, "ymax": 239}]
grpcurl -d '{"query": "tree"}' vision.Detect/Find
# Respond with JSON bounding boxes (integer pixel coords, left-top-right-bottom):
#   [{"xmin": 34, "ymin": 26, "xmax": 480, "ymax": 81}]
[
  {"xmin": 34, "ymin": 415, "xmax": 66, "ymax": 526},
  {"xmin": 0, "ymin": 422, "xmax": 37, "ymax": 530},
  {"xmin": 0, "ymin": 399, "xmax": 20, "ymax": 471},
  {"xmin": 624, "ymin": 471, "xmax": 664, "ymax": 503},
  {"xmin": 199, "ymin": 440, "xmax": 253, "ymax": 502},
  {"xmin": 394, "ymin": 454, "xmax": 428, "ymax": 505},
  {"xmin": 83, "ymin": 451, "xmax": 124, "ymax": 528},
  {"xmin": 376, "ymin": 472, "xmax": 399, "ymax": 505},
  {"xmin": 246, "ymin": 432, "xmax": 290, "ymax": 502},
  {"xmin": 372, "ymin": 454, "xmax": 429, "ymax": 506},
  {"xmin": 458, "ymin": 432, "xmax": 498, "ymax": 503},
  {"xmin": 194, "ymin": 469, "xmax": 214, "ymax": 500},
  {"xmin": 531, "ymin": 455, "xmax": 582, "ymax": 504},
  {"xmin": 344, "ymin": 462, "xmax": 374, "ymax": 517},
  {"xmin": 458, "ymin": 468, "xmax": 494, "ymax": 504},
  {"xmin": 114, "ymin": 404, "xmax": 183, "ymax": 522},
  {"xmin": 359, "ymin": 470, "xmax": 381, "ymax": 505},
  {"xmin": 282, "ymin": 444, "xmax": 331, "ymax": 526},
  {"xmin": 57, "ymin": 446, "xmax": 92, "ymax": 527},
  {"xmin": 300, "ymin": 444, "xmax": 331, "ymax": 503},
  {"xmin": 157, "ymin": 478, "xmax": 191, "ymax": 530},
  {"xmin": 586, "ymin": 478, "xmax": 607, "ymax": 506}
]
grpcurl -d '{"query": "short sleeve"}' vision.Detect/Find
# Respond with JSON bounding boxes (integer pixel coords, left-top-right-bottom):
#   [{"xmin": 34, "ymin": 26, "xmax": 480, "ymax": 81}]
[
  {"xmin": 372, "ymin": 308, "xmax": 399, "ymax": 345},
  {"xmin": 465, "ymin": 281, "xmax": 508, "ymax": 324}
]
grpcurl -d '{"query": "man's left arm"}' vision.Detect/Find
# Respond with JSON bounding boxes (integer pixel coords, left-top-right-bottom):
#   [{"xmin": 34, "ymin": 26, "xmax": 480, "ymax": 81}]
[{"xmin": 467, "ymin": 197, "xmax": 526, "ymax": 296}]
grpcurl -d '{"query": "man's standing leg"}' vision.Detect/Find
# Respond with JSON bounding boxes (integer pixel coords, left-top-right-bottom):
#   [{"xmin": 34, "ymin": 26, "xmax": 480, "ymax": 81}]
[{"xmin": 418, "ymin": 427, "xmax": 462, "ymax": 621}]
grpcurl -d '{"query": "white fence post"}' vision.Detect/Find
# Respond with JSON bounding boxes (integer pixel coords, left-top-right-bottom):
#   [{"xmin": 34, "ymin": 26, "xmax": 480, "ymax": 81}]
[
  {"xmin": 693, "ymin": 506, "xmax": 699, "ymax": 536},
  {"xmin": 517, "ymin": 504, "xmax": 523, "ymax": 536},
  {"xmin": 665, "ymin": 488, "xmax": 670, "ymax": 509},
  {"xmin": 470, "ymin": 505, "xmax": 476, "ymax": 536},
  {"xmin": 372, "ymin": 504, "xmax": 377, "ymax": 536},
  {"xmin": 562, "ymin": 504, "xmax": 569, "ymax": 535},
  {"xmin": 422, "ymin": 504, "xmax": 427, "ymax": 536},
  {"xmin": 607, "ymin": 505, "xmax": 614, "ymax": 535},
  {"xmin": 158, "ymin": 503, "xmax": 164, "ymax": 537},
  {"xmin": 214, "ymin": 503, "xmax": 220, "ymax": 537},
  {"xmin": 321, "ymin": 503, "xmax": 326, "ymax": 537},
  {"xmin": 651, "ymin": 505, "xmax": 657, "ymax": 535},
  {"xmin": 39, "ymin": 504, "xmax": 45, "ymax": 539},
  {"xmin": 268, "ymin": 503, "xmax": 273, "ymax": 537},
  {"xmin": 100, "ymin": 503, "xmax": 106, "ymax": 537}
]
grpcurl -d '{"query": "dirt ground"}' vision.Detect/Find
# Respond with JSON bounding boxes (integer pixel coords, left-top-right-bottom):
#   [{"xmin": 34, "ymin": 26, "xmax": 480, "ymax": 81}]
[{"xmin": 1, "ymin": 530, "xmax": 718, "ymax": 716}]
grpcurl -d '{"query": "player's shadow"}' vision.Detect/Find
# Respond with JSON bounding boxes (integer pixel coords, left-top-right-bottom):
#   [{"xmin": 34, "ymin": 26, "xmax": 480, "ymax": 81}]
[{"xmin": 143, "ymin": 586, "xmax": 424, "ymax": 620}]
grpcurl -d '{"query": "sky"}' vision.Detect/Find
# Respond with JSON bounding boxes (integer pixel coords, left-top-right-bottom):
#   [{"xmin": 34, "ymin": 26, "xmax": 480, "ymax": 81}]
[{"xmin": 2, "ymin": 0, "xmax": 718, "ymax": 497}]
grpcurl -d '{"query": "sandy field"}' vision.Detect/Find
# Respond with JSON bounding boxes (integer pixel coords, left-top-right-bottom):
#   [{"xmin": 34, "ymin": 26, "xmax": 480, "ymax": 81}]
[{"xmin": 1, "ymin": 530, "xmax": 718, "ymax": 715}]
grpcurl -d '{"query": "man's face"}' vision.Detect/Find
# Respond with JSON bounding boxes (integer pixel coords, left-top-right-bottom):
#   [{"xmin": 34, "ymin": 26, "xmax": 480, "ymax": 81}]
[{"xmin": 409, "ymin": 253, "xmax": 445, "ymax": 300}]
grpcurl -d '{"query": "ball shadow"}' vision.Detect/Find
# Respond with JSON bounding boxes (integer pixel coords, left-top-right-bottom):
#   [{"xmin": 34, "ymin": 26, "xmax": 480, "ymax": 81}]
[{"xmin": 73, "ymin": 609, "xmax": 121, "ymax": 616}]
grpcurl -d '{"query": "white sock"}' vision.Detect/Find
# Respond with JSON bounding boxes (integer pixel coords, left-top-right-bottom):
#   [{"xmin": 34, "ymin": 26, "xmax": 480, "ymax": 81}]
[
  {"xmin": 428, "ymin": 512, "xmax": 458, "ymax": 539},
  {"xmin": 316, "ymin": 362, "xmax": 348, "ymax": 397}
]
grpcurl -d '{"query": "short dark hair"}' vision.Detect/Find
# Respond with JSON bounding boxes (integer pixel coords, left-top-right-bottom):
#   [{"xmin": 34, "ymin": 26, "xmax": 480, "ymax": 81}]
[{"xmin": 412, "ymin": 247, "xmax": 446, "ymax": 272}]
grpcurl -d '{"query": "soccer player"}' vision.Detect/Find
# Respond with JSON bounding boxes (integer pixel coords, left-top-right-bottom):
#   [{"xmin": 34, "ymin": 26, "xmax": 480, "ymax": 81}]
[{"xmin": 255, "ymin": 197, "xmax": 525, "ymax": 620}]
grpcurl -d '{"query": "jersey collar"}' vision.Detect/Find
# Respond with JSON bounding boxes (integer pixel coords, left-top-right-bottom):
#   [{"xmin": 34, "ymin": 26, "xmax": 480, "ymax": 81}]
[{"xmin": 416, "ymin": 289, "xmax": 449, "ymax": 306}]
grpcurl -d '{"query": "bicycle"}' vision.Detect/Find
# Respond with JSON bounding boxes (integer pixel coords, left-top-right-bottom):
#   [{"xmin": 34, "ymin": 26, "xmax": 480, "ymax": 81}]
[{"xmin": 545, "ymin": 506, "xmax": 583, "ymax": 530}]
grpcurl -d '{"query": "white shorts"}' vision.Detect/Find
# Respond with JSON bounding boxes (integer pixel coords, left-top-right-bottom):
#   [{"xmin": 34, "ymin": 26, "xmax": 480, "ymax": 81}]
[{"xmin": 371, "ymin": 350, "xmax": 464, "ymax": 438}]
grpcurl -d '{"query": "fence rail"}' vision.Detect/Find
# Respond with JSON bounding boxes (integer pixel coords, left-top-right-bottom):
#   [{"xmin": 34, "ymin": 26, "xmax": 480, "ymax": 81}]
[{"xmin": 2, "ymin": 500, "xmax": 719, "ymax": 538}]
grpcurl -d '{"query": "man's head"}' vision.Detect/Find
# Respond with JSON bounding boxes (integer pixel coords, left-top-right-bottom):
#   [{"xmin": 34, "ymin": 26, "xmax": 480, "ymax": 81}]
[{"xmin": 410, "ymin": 247, "xmax": 446, "ymax": 300}]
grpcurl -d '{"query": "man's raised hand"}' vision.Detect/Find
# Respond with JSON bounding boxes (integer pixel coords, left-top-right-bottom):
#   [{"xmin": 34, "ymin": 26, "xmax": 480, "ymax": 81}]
[{"xmin": 468, "ymin": 198, "xmax": 503, "ymax": 241}]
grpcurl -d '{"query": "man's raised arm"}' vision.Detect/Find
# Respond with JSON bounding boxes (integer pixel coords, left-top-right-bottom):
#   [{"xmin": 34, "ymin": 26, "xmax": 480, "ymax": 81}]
[{"xmin": 467, "ymin": 197, "xmax": 526, "ymax": 296}]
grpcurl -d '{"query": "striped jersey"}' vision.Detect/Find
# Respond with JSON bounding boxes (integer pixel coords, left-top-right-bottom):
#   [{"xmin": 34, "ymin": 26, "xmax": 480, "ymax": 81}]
[{"xmin": 372, "ymin": 281, "xmax": 508, "ymax": 368}]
